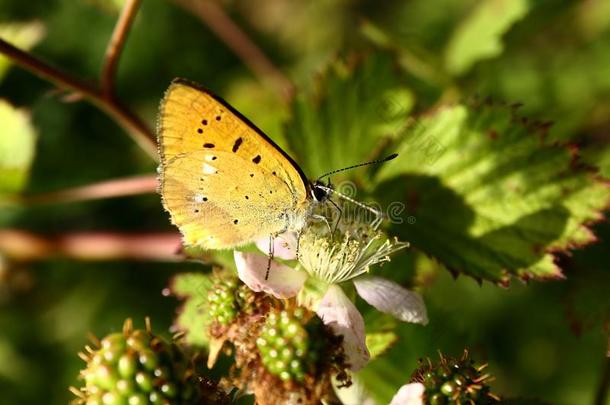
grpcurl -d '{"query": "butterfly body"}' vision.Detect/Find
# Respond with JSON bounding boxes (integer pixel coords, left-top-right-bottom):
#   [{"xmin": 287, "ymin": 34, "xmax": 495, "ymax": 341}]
[{"xmin": 157, "ymin": 79, "xmax": 319, "ymax": 249}]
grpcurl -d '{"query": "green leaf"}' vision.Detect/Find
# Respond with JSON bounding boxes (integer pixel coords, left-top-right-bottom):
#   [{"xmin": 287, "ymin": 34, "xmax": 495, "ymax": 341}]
[
  {"xmin": 445, "ymin": 0, "xmax": 529, "ymax": 76},
  {"xmin": 0, "ymin": 99, "xmax": 38, "ymax": 195},
  {"xmin": 170, "ymin": 273, "xmax": 213, "ymax": 347},
  {"xmin": 375, "ymin": 101, "xmax": 610, "ymax": 284},
  {"xmin": 0, "ymin": 21, "xmax": 45, "ymax": 81},
  {"xmin": 366, "ymin": 331, "xmax": 398, "ymax": 360},
  {"xmin": 284, "ymin": 53, "xmax": 414, "ymax": 179}
]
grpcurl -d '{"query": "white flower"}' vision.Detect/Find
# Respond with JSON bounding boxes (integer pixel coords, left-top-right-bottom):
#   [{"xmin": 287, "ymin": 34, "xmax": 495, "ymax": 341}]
[
  {"xmin": 234, "ymin": 219, "xmax": 428, "ymax": 371},
  {"xmin": 389, "ymin": 383, "xmax": 425, "ymax": 405}
]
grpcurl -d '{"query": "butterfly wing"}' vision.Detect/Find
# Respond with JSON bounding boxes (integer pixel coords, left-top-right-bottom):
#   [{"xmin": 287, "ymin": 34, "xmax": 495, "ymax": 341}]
[{"xmin": 158, "ymin": 79, "xmax": 310, "ymax": 249}]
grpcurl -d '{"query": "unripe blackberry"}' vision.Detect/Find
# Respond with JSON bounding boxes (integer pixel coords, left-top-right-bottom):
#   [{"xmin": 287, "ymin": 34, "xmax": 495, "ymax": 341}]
[
  {"xmin": 207, "ymin": 277, "xmax": 255, "ymax": 326},
  {"xmin": 71, "ymin": 319, "xmax": 227, "ymax": 405},
  {"xmin": 208, "ymin": 278, "xmax": 239, "ymax": 325},
  {"xmin": 256, "ymin": 308, "xmax": 325, "ymax": 383},
  {"xmin": 412, "ymin": 350, "xmax": 500, "ymax": 404}
]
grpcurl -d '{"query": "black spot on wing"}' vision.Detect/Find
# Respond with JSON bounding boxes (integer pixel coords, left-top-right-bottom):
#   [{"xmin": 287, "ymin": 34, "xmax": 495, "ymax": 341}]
[
  {"xmin": 202, "ymin": 119, "xmax": 208, "ymax": 125},
  {"xmin": 203, "ymin": 143, "xmax": 215, "ymax": 148},
  {"xmin": 252, "ymin": 155, "xmax": 261, "ymax": 164},
  {"xmin": 232, "ymin": 137, "xmax": 243, "ymax": 153},
  {"xmin": 197, "ymin": 128, "xmax": 203, "ymax": 134},
  {"xmin": 233, "ymin": 219, "xmax": 239, "ymax": 224}
]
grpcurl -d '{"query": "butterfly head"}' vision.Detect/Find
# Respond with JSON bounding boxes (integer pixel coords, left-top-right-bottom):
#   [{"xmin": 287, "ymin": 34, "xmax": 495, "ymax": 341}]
[{"xmin": 311, "ymin": 180, "xmax": 332, "ymax": 202}]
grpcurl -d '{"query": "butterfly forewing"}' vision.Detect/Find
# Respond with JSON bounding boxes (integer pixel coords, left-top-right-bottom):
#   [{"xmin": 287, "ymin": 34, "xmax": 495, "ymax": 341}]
[{"xmin": 158, "ymin": 79, "xmax": 310, "ymax": 249}]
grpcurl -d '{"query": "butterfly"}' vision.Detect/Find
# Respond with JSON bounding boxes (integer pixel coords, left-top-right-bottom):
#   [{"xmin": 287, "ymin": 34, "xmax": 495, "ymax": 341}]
[{"xmin": 157, "ymin": 78, "xmax": 330, "ymax": 250}]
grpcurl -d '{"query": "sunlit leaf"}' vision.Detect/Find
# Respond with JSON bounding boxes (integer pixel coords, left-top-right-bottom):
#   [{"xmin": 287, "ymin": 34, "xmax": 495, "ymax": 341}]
[
  {"xmin": 445, "ymin": 0, "xmax": 529, "ymax": 76},
  {"xmin": 284, "ymin": 54, "xmax": 414, "ymax": 179},
  {"xmin": 170, "ymin": 273, "xmax": 213, "ymax": 347},
  {"xmin": 224, "ymin": 78, "xmax": 289, "ymax": 151},
  {"xmin": 0, "ymin": 21, "xmax": 45, "ymax": 81},
  {"xmin": 366, "ymin": 331, "xmax": 398, "ymax": 360},
  {"xmin": 375, "ymin": 101, "xmax": 610, "ymax": 284},
  {"xmin": 0, "ymin": 100, "xmax": 38, "ymax": 195}
]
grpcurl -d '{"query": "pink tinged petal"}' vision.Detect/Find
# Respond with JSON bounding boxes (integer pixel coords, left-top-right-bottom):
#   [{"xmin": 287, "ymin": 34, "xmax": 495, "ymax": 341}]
[
  {"xmin": 255, "ymin": 232, "xmax": 298, "ymax": 260},
  {"xmin": 389, "ymin": 383, "xmax": 425, "ymax": 405},
  {"xmin": 316, "ymin": 285, "xmax": 370, "ymax": 371},
  {"xmin": 233, "ymin": 251, "xmax": 306, "ymax": 299},
  {"xmin": 353, "ymin": 276, "xmax": 428, "ymax": 325}
]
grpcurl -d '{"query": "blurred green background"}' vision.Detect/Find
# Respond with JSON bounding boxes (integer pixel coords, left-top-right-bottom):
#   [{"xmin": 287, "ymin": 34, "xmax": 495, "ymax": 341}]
[{"xmin": 0, "ymin": 0, "xmax": 609, "ymax": 404}]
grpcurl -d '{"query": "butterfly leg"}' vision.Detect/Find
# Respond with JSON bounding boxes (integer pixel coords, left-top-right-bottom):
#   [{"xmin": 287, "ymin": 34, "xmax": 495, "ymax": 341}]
[
  {"xmin": 311, "ymin": 214, "xmax": 332, "ymax": 233},
  {"xmin": 295, "ymin": 229, "xmax": 302, "ymax": 260},
  {"xmin": 327, "ymin": 197, "xmax": 343, "ymax": 235},
  {"xmin": 264, "ymin": 234, "xmax": 275, "ymax": 280}
]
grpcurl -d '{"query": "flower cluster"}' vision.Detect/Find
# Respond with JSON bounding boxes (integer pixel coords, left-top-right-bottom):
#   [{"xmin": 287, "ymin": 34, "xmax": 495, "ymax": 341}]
[{"xmin": 234, "ymin": 217, "xmax": 428, "ymax": 372}]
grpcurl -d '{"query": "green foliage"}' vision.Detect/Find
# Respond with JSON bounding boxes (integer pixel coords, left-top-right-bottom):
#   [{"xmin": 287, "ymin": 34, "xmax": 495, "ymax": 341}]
[
  {"xmin": 0, "ymin": 99, "xmax": 37, "ymax": 194},
  {"xmin": 0, "ymin": 21, "xmax": 45, "ymax": 80},
  {"xmin": 283, "ymin": 52, "xmax": 610, "ymax": 284},
  {"xmin": 376, "ymin": 101, "xmax": 610, "ymax": 283},
  {"xmin": 445, "ymin": 0, "xmax": 529, "ymax": 75},
  {"xmin": 365, "ymin": 331, "xmax": 397, "ymax": 360},
  {"xmin": 171, "ymin": 273, "xmax": 213, "ymax": 348},
  {"xmin": 1, "ymin": 1, "xmax": 610, "ymax": 404},
  {"xmin": 284, "ymin": 53, "xmax": 413, "ymax": 179}
]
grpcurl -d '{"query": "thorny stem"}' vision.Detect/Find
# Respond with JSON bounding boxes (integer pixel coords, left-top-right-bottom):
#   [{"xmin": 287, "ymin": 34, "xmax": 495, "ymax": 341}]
[
  {"xmin": 172, "ymin": 0, "xmax": 294, "ymax": 101},
  {"xmin": 19, "ymin": 175, "xmax": 158, "ymax": 205},
  {"xmin": 0, "ymin": 3, "xmax": 157, "ymax": 161},
  {"xmin": 0, "ymin": 229, "xmax": 182, "ymax": 262},
  {"xmin": 101, "ymin": 0, "xmax": 142, "ymax": 99}
]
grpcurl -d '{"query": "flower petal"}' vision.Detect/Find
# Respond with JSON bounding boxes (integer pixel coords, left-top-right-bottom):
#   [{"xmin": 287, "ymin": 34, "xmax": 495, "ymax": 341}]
[
  {"xmin": 255, "ymin": 232, "xmax": 298, "ymax": 260},
  {"xmin": 333, "ymin": 373, "xmax": 376, "ymax": 405},
  {"xmin": 353, "ymin": 276, "xmax": 428, "ymax": 324},
  {"xmin": 234, "ymin": 251, "xmax": 306, "ymax": 299},
  {"xmin": 316, "ymin": 285, "xmax": 370, "ymax": 371},
  {"xmin": 389, "ymin": 383, "xmax": 425, "ymax": 405}
]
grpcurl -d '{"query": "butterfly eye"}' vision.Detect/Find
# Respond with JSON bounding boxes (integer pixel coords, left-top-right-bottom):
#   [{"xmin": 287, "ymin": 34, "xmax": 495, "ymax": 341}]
[{"xmin": 311, "ymin": 186, "xmax": 328, "ymax": 202}]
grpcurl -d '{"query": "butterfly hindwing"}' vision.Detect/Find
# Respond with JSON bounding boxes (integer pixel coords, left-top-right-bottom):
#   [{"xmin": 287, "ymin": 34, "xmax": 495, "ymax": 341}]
[{"xmin": 158, "ymin": 79, "xmax": 310, "ymax": 248}]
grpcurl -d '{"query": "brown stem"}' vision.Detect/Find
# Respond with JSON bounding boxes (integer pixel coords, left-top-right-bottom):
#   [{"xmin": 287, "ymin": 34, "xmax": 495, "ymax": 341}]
[
  {"xmin": 101, "ymin": 0, "xmax": 142, "ymax": 99},
  {"xmin": 172, "ymin": 0, "xmax": 294, "ymax": 101},
  {"xmin": 594, "ymin": 356, "xmax": 610, "ymax": 405},
  {"xmin": 21, "ymin": 174, "xmax": 157, "ymax": 205},
  {"xmin": 0, "ymin": 229, "xmax": 183, "ymax": 262},
  {"xmin": 0, "ymin": 38, "xmax": 158, "ymax": 161}
]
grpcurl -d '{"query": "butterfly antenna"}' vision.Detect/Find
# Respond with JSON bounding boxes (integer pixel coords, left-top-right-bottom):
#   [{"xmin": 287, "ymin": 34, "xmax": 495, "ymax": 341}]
[
  {"xmin": 315, "ymin": 153, "xmax": 398, "ymax": 182},
  {"xmin": 315, "ymin": 184, "xmax": 385, "ymax": 220}
]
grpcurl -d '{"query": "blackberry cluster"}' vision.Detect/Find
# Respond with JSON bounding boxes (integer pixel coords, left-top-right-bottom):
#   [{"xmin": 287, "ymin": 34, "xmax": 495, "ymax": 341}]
[
  {"xmin": 413, "ymin": 351, "xmax": 500, "ymax": 405},
  {"xmin": 208, "ymin": 278, "xmax": 240, "ymax": 325},
  {"xmin": 72, "ymin": 319, "xmax": 224, "ymax": 405},
  {"xmin": 256, "ymin": 308, "xmax": 325, "ymax": 382},
  {"xmin": 208, "ymin": 277, "xmax": 255, "ymax": 326}
]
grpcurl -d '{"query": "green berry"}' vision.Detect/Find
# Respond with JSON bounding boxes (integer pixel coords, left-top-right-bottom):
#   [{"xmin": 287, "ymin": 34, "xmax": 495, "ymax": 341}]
[
  {"xmin": 440, "ymin": 381, "xmax": 456, "ymax": 395},
  {"xmin": 410, "ymin": 350, "xmax": 499, "ymax": 404},
  {"xmin": 257, "ymin": 309, "xmax": 328, "ymax": 383},
  {"xmin": 73, "ymin": 318, "xmax": 226, "ymax": 404},
  {"xmin": 207, "ymin": 277, "xmax": 248, "ymax": 325}
]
